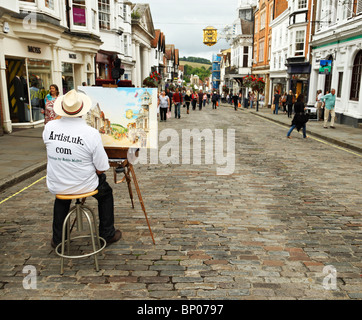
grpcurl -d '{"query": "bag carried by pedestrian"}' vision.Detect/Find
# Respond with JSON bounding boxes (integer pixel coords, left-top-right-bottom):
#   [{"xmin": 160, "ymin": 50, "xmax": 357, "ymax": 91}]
[
  {"xmin": 271, "ymin": 104, "xmax": 275, "ymax": 111},
  {"xmin": 166, "ymin": 109, "xmax": 171, "ymax": 119}
]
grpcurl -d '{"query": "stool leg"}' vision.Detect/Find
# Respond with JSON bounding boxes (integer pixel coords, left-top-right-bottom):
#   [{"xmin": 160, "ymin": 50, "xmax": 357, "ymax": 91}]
[
  {"xmin": 60, "ymin": 207, "xmax": 75, "ymax": 275},
  {"xmin": 83, "ymin": 205, "xmax": 101, "ymax": 249},
  {"xmin": 82, "ymin": 209, "xmax": 99, "ymax": 272}
]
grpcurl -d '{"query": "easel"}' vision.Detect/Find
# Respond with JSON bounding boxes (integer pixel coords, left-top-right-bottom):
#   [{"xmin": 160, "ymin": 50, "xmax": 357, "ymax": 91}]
[{"xmin": 106, "ymin": 147, "xmax": 155, "ymax": 245}]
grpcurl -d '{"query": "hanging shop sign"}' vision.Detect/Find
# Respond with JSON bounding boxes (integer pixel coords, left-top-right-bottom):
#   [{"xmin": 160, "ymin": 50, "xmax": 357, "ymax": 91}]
[{"xmin": 203, "ymin": 26, "xmax": 218, "ymax": 47}]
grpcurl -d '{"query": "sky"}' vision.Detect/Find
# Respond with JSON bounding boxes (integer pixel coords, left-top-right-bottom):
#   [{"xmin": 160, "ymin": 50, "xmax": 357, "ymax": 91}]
[{"xmin": 132, "ymin": 0, "xmax": 241, "ymax": 62}]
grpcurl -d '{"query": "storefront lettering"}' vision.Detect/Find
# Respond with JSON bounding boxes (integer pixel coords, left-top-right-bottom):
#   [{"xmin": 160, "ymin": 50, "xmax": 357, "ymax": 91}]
[
  {"xmin": 28, "ymin": 46, "xmax": 41, "ymax": 54},
  {"xmin": 69, "ymin": 54, "xmax": 77, "ymax": 59}
]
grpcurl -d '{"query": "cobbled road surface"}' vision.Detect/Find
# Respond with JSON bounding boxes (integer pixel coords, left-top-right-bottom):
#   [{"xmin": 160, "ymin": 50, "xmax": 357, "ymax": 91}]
[{"xmin": 0, "ymin": 104, "xmax": 361, "ymax": 300}]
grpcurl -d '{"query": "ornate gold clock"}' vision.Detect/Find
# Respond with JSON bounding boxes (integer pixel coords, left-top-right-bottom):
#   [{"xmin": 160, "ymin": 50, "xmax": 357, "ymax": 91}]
[{"xmin": 203, "ymin": 26, "xmax": 218, "ymax": 46}]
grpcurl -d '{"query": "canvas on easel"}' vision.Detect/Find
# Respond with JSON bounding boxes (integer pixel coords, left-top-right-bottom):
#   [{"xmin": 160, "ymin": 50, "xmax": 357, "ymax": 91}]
[
  {"xmin": 78, "ymin": 86, "xmax": 157, "ymax": 244},
  {"xmin": 78, "ymin": 86, "xmax": 158, "ymax": 151}
]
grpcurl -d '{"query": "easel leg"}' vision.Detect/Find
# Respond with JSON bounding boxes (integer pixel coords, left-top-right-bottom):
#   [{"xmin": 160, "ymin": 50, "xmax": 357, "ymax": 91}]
[
  {"xmin": 128, "ymin": 163, "xmax": 155, "ymax": 245},
  {"xmin": 124, "ymin": 168, "xmax": 135, "ymax": 209}
]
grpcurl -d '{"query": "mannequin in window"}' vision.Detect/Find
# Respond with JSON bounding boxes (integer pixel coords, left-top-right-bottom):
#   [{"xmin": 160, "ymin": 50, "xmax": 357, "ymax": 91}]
[{"xmin": 13, "ymin": 68, "xmax": 28, "ymax": 122}]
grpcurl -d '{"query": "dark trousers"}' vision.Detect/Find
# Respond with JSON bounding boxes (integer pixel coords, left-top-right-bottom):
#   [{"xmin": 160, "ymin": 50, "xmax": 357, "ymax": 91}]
[
  {"xmin": 160, "ymin": 107, "xmax": 167, "ymax": 121},
  {"xmin": 212, "ymin": 101, "xmax": 217, "ymax": 109},
  {"xmin": 287, "ymin": 104, "xmax": 293, "ymax": 118},
  {"xmin": 52, "ymin": 174, "xmax": 116, "ymax": 245},
  {"xmin": 192, "ymin": 100, "xmax": 197, "ymax": 110},
  {"xmin": 185, "ymin": 102, "xmax": 190, "ymax": 111},
  {"xmin": 199, "ymin": 101, "xmax": 203, "ymax": 110}
]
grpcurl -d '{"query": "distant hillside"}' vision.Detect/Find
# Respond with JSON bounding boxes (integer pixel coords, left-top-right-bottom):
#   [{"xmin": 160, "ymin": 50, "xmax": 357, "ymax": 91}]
[
  {"xmin": 180, "ymin": 56, "xmax": 212, "ymax": 65},
  {"xmin": 179, "ymin": 60, "xmax": 211, "ymax": 70}
]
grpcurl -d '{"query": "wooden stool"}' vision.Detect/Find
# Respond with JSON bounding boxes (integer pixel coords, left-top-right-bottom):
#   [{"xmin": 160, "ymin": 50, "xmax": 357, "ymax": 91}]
[{"xmin": 55, "ymin": 190, "xmax": 106, "ymax": 274}]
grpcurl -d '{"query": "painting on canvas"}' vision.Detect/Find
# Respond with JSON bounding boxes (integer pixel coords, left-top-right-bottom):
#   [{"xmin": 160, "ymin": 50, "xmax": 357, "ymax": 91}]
[{"xmin": 78, "ymin": 86, "xmax": 158, "ymax": 149}]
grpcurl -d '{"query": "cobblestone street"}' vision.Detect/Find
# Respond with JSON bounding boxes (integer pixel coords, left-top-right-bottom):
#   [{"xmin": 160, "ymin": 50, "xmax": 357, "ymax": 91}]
[{"xmin": 0, "ymin": 105, "xmax": 361, "ymax": 300}]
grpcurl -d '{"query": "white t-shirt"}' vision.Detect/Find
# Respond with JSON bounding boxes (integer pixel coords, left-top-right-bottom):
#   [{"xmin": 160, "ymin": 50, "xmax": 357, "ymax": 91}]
[{"xmin": 43, "ymin": 117, "xmax": 110, "ymax": 195}]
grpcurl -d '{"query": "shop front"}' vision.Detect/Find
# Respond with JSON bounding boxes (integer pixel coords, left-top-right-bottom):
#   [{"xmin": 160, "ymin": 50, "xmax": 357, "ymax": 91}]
[
  {"xmin": 2, "ymin": 39, "xmax": 54, "ymax": 128},
  {"xmin": 286, "ymin": 57, "xmax": 311, "ymax": 104}
]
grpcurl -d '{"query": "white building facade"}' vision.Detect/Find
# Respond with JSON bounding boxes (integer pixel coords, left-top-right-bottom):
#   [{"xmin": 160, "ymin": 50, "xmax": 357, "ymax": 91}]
[
  {"xmin": 269, "ymin": 7, "xmax": 289, "ymax": 99},
  {"xmin": 0, "ymin": 0, "xmax": 102, "ymax": 132},
  {"xmin": 308, "ymin": 0, "xmax": 362, "ymax": 127}
]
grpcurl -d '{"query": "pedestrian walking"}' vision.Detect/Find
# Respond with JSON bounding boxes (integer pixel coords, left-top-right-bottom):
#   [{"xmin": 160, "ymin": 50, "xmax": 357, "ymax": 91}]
[
  {"xmin": 198, "ymin": 90, "xmax": 203, "ymax": 110},
  {"xmin": 273, "ymin": 90, "xmax": 281, "ymax": 114},
  {"xmin": 43, "ymin": 89, "xmax": 121, "ymax": 249},
  {"xmin": 212, "ymin": 91, "xmax": 218, "ymax": 109},
  {"xmin": 281, "ymin": 92, "xmax": 287, "ymax": 113},
  {"xmin": 158, "ymin": 90, "xmax": 170, "ymax": 122},
  {"xmin": 249, "ymin": 92, "xmax": 255, "ymax": 109},
  {"xmin": 286, "ymin": 90, "xmax": 295, "ymax": 118},
  {"xmin": 185, "ymin": 90, "xmax": 191, "ymax": 114},
  {"xmin": 315, "ymin": 90, "xmax": 323, "ymax": 121},
  {"xmin": 287, "ymin": 94, "xmax": 309, "ymax": 139},
  {"xmin": 44, "ymin": 84, "xmax": 60, "ymax": 124},
  {"xmin": 203, "ymin": 93, "xmax": 207, "ymax": 107},
  {"xmin": 191, "ymin": 91, "xmax": 198, "ymax": 110},
  {"xmin": 321, "ymin": 89, "xmax": 336, "ymax": 129},
  {"xmin": 172, "ymin": 87, "xmax": 183, "ymax": 119},
  {"xmin": 232, "ymin": 92, "xmax": 238, "ymax": 111},
  {"xmin": 166, "ymin": 88, "xmax": 173, "ymax": 113}
]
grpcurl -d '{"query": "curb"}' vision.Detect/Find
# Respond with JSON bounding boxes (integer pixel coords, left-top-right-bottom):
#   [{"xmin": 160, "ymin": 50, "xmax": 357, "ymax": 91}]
[
  {"xmin": 249, "ymin": 110, "xmax": 362, "ymax": 154},
  {"xmin": 0, "ymin": 161, "xmax": 47, "ymax": 193}
]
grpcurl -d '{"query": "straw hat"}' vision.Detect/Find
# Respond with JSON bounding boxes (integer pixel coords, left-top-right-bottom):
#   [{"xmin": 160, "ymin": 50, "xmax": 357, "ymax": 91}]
[{"xmin": 54, "ymin": 89, "xmax": 92, "ymax": 118}]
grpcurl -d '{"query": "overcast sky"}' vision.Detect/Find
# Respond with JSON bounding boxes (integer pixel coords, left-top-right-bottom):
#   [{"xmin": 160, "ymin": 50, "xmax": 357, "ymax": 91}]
[{"xmin": 132, "ymin": 0, "xmax": 241, "ymax": 62}]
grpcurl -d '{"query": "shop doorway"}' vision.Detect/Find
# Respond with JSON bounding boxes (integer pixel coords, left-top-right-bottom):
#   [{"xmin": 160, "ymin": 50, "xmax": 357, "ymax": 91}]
[
  {"xmin": 290, "ymin": 79, "xmax": 309, "ymax": 103},
  {"xmin": 6, "ymin": 57, "xmax": 52, "ymax": 124}
]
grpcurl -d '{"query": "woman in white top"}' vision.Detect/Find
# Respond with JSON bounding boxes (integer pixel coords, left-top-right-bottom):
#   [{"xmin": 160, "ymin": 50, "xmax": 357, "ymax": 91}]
[{"xmin": 158, "ymin": 90, "xmax": 170, "ymax": 122}]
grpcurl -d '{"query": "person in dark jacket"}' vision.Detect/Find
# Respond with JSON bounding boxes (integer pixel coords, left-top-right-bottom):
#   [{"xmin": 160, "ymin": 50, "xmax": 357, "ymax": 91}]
[
  {"xmin": 287, "ymin": 94, "xmax": 309, "ymax": 139},
  {"xmin": 286, "ymin": 90, "xmax": 295, "ymax": 118}
]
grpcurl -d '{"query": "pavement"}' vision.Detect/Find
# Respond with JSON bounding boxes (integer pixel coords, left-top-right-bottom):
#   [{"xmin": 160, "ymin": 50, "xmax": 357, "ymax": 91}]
[
  {"xmin": 0, "ymin": 104, "xmax": 361, "ymax": 300},
  {"xmin": 0, "ymin": 105, "xmax": 360, "ymax": 193}
]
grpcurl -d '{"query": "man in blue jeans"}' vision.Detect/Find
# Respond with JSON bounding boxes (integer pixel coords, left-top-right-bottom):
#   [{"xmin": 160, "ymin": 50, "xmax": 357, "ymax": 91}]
[
  {"xmin": 273, "ymin": 90, "xmax": 281, "ymax": 114},
  {"xmin": 172, "ymin": 87, "xmax": 183, "ymax": 119}
]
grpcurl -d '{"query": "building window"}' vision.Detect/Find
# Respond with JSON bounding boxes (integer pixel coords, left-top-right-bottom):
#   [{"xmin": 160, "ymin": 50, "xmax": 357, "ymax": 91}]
[
  {"xmin": 259, "ymin": 40, "xmax": 264, "ymax": 62},
  {"xmin": 98, "ymin": 0, "xmax": 110, "ymax": 30},
  {"xmin": 337, "ymin": 72, "xmax": 343, "ymax": 98},
  {"xmin": 260, "ymin": 11, "xmax": 265, "ymax": 30},
  {"xmin": 73, "ymin": 0, "xmax": 86, "ymax": 26},
  {"xmin": 350, "ymin": 51, "xmax": 362, "ymax": 101},
  {"xmin": 295, "ymin": 30, "xmax": 305, "ymax": 56},
  {"xmin": 124, "ymin": 35, "xmax": 128, "ymax": 56},
  {"xmin": 298, "ymin": 0, "xmax": 307, "ymax": 9},
  {"xmin": 45, "ymin": 0, "xmax": 54, "ymax": 10},
  {"xmin": 243, "ymin": 46, "xmax": 249, "ymax": 67}
]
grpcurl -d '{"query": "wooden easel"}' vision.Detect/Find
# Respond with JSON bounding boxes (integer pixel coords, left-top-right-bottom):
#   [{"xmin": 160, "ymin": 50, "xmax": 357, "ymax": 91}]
[{"xmin": 107, "ymin": 148, "xmax": 155, "ymax": 245}]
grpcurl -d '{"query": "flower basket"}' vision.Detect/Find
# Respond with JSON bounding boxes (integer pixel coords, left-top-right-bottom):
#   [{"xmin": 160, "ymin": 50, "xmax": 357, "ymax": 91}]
[{"xmin": 242, "ymin": 75, "xmax": 265, "ymax": 93}]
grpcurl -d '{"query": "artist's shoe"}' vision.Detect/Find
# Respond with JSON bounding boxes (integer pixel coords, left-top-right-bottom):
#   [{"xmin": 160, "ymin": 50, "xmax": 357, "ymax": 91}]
[
  {"xmin": 287, "ymin": 136, "xmax": 292, "ymax": 139},
  {"xmin": 106, "ymin": 230, "xmax": 122, "ymax": 246},
  {"xmin": 323, "ymin": 127, "xmax": 328, "ymax": 129},
  {"xmin": 330, "ymin": 126, "xmax": 335, "ymax": 129}
]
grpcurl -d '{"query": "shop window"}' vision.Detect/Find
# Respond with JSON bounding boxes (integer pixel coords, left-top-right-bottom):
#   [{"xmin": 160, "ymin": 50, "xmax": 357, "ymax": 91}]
[
  {"xmin": 350, "ymin": 51, "xmax": 362, "ymax": 101},
  {"xmin": 62, "ymin": 63, "xmax": 74, "ymax": 94},
  {"xmin": 73, "ymin": 0, "xmax": 86, "ymax": 27},
  {"xmin": 243, "ymin": 47, "xmax": 248, "ymax": 68}
]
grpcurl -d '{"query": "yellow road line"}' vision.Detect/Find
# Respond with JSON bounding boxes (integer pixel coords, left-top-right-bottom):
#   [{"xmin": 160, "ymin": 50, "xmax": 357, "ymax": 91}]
[
  {"xmin": 0, "ymin": 176, "xmax": 46, "ymax": 205},
  {"xmin": 253, "ymin": 113, "xmax": 362, "ymax": 158}
]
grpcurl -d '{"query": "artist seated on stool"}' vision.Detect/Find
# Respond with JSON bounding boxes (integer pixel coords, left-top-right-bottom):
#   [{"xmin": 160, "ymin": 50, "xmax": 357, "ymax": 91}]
[{"xmin": 42, "ymin": 89, "xmax": 122, "ymax": 249}]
